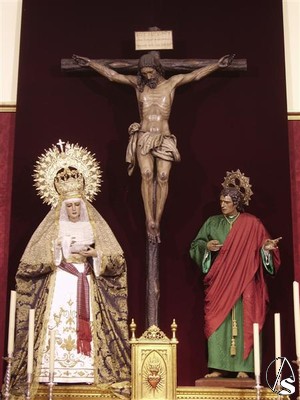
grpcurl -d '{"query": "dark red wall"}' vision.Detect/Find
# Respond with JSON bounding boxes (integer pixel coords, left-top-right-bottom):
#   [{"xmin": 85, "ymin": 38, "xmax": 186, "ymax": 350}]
[
  {"xmin": 6, "ymin": 0, "xmax": 293, "ymax": 386},
  {"xmin": 0, "ymin": 111, "xmax": 15, "ymax": 383}
]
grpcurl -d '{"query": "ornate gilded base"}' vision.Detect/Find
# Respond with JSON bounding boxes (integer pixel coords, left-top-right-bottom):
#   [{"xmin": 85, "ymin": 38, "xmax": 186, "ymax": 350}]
[
  {"xmin": 35, "ymin": 384, "xmax": 119, "ymax": 400},
  {"xmin": 177, "ymin": 386, "xmax": 279, "ymax": 399},
  {"xmin": 32, "ymin": 323, "xmax": 282, "ymax": 400},
  {"xmin": 34, "ymin": 384, "xmax": 279, "ymax": 400}
]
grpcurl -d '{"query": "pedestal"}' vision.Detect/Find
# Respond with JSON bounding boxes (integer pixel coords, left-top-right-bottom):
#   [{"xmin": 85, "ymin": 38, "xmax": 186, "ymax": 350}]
[{"xmin": 195, "ymin": 376, "xmax": 256, "ymax": 389}]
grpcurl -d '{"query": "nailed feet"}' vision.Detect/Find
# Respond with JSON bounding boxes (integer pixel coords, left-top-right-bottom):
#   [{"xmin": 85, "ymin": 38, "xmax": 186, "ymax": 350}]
[{"xmin": 147, "ymin": 220, "xmax": 161, "ymax": 244}]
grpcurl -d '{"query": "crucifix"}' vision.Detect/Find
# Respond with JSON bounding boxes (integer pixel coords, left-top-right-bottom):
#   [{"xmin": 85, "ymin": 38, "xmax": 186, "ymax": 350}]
[
  {"xmin": 61, "ymin": 28, "xmax": 247, "ymax": 328},
  {"xmin": 56, "ymin": 138, "xmax": 66, "ymax": 152}
]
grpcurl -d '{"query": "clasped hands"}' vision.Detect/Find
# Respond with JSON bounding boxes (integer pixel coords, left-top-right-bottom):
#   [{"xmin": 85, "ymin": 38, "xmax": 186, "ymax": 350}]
[
  {"xmin": 79, "ymin": 246, "xmax": 97, "ymax": 258},
  {"xmin": 55, "ymin": 237, "xmax": 97, "ymax": 257}
]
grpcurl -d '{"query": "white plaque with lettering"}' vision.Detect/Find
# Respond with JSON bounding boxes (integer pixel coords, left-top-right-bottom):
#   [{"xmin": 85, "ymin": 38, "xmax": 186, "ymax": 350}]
[{"xmin": 135, "ymin": 30, "xmax": 173, "ymax": 50}]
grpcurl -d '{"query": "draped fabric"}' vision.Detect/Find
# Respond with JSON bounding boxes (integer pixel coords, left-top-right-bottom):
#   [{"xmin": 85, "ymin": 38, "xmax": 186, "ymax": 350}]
[
  {"xmin": 138, "ymin": 131, "xmax": 181, "ymax": 162},
  {"xmin": 288, "ymin": 119, "xmax": 300, "ymax": 282},
  {"xmin": 38, "ymin": 264, "xmax": 95, "ymax": 383},
  {"xmin": 126, "ymin": 130, "xmax": 181, "ymax": 176},
  {"xmin": 190, "ymin": 213, "xmax": 281, "ymax": 360},
  {"xmin": 0, "ymin": 111, "xmax": 15, "ymax": 382},
  {"xmin": 3, "ymin": 200, "xmax": 131, "ymax": 399},
  {"xmin": 204, "ymin": 213, "xmax": 280, "ymax": 359},
  {"xmin": 59, "ymin": 262, "xmax": 92, "ymax": 356}
]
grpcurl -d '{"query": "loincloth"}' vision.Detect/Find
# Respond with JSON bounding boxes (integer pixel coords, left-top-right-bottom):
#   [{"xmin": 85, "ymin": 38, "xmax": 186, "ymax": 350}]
[{"xmin": 126, "ymin": 128, "xmax": 181, "ymax": 176}]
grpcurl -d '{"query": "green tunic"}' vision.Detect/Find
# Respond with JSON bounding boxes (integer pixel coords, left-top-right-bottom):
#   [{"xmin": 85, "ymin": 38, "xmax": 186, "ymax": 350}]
[{"xmin": 190, "ymin": 214, "xmax": 274, "ymax": 373}]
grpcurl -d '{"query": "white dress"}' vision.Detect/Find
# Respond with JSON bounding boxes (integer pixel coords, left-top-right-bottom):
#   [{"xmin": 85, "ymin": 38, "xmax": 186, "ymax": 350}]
[{"xmin": 39, "ymin": 220, "xmax": 101, "ymax": 383}]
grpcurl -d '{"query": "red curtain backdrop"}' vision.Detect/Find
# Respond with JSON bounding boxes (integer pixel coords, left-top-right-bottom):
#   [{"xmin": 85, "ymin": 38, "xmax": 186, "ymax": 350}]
[
  {"xmin": 289, "ymin": 119, "xmax": 300, "ymax": 282},
  {"xmin": 0, "ymin": 111, "xmax": 15, "ymax": 382},
  {"xmin": 1, "ymin": 0, "xmax": 297, "ymax": 387}
]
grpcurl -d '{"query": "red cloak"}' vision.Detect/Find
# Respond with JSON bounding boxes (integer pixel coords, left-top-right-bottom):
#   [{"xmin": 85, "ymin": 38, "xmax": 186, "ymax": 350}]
[{"xmin": 204, "ymin": 213, "xmax": 280, "ymax": 359}]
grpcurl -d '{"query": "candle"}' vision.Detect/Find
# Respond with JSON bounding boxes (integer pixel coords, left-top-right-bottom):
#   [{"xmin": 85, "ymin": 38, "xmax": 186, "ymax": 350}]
[
  {"xmin": 7, "ymin": 290, "xmax": 17, "ymax": 356},
  {"xmin": 49, "ymin": 329, "xmax": 56, "ymax": 375},
  {"xmin": 253, "ymin": 322, "xmax": 260, "ymax": 377},
  {"xmin": 274, "ymin": 313, "xmax": 281, "ymax": 376},
  {"xmin": 293, "ymin": 281, "xmax": 300, "ymax": 358},
  {"xmin": 27, "ymin": 309, "xmax": 35, "ymax": 374}
]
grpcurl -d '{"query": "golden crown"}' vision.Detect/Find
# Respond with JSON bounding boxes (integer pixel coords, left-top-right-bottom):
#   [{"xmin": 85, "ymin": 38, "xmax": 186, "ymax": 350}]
[
  {"xmin": 221, "ymin": 169, "xmax": 253, "ymax": 205},
  {"xmin": 33, "ymin": 140, "xmax": 102, "ymax": 207},
  {"xmin": 54, "ymin": 167, "xmax": 85, "ymax": 199}
]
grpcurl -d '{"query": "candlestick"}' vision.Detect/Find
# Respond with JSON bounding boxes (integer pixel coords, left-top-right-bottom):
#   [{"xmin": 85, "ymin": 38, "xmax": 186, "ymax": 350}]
[
  {"xmin": 7, "ymin": 290, "xmax": 17, "ymax": 356},
  {"xmin": 293, "ymin": 281, "xmax": 300, "ymax": 358},
  {"xmin": 49, "ymin": 329, "xmax": 56, "ymax": 375},
  {"xmin": 3, "ymin": 355, "xmax": 13, "ymax": 400},
  {"xmin": 27, "ymin": 309, "xmax": 35, "ymax": 374},
  {"xmin": 253, "ymin": 322, "xmax": 260, "ymax": 377},
  {"xmin": 47, "ymin": 379, "xmax": 55, "ymax": 400},
  {"xmin": 254, "ymin": 373, "xmax": 262, "ymax": 400},
  {"xmin": 274, "ymin": 313, "xmax": 281, "ymax": 375},
  {"xmin": 26, "ymin": 373, "xmax": 32, "ymax": 400}
]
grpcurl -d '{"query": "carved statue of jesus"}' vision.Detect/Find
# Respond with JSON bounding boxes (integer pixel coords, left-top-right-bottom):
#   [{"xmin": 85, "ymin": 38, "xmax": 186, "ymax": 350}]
[{"xmin": 73, "ymin": 53, "xmax": 234, "ymax": 243}]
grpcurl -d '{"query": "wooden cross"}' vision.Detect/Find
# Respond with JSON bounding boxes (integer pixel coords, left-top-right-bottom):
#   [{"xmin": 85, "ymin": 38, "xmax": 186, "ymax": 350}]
[
  {"xmin": 61, "ymin": 29, "xmax": 247, "ymax": 329},
  {"xmin": 61, "ymin": 25, "xmax": 246, "ymax": 73},
  {"xmin": 61, "ymin": 55, "xmax": 247, "ymax": 74}
]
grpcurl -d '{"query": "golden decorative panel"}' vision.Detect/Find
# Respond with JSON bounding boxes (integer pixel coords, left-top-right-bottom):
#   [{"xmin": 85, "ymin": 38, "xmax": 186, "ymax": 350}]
[{"xmin": 129, "ymin": 320, "xmax": 178, "ymax": 400}]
